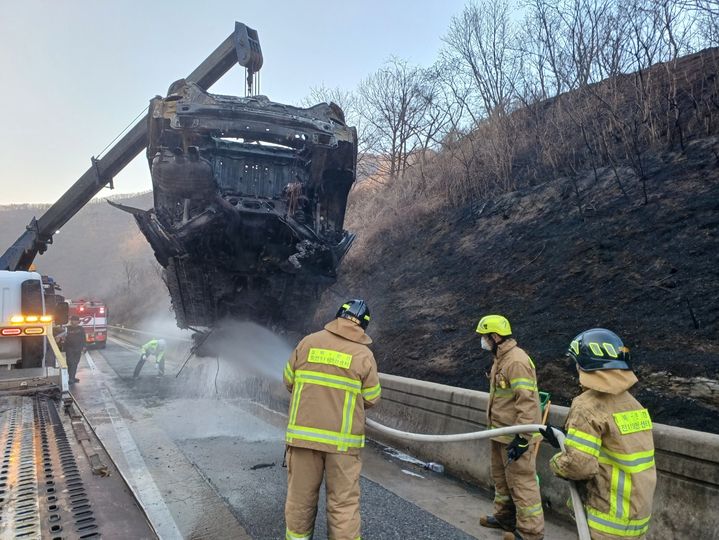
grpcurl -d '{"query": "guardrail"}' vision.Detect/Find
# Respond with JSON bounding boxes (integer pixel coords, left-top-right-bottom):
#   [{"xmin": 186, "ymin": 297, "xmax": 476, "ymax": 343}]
[{"xmin": 106, "ymin": 325, "xmax": 192, "ymax": 343}]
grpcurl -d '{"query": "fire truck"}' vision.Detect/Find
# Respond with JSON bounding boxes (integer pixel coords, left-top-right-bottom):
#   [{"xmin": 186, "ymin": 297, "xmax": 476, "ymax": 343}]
[{"xmin": 68, "ymin": 299, "xmax": 108, "ymax": 348}]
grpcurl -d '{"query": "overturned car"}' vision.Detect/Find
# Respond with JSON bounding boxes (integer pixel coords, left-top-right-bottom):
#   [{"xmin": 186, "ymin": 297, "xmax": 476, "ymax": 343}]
[{"xmin": 112, "ymin": 80, "xmax": 357, "ymax": 331}]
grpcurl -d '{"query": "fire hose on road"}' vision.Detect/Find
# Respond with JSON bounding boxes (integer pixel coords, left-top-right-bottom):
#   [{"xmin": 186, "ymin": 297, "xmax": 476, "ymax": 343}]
[{"xmin": 365, "ymin": 419, "xmax": 591, "ymax": 540}]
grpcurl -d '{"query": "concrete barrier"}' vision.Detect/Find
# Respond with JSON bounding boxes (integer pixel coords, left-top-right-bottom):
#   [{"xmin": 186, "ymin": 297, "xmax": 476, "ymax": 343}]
[{"xmin": 367, "ymin": 373, "xmax": 719, "ymax": 539}]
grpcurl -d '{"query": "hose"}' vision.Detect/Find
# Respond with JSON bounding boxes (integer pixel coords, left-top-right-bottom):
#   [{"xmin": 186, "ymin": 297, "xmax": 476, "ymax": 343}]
[{"xmin": 365, "ymin": 419, "xmax": 590, "ymax": 540}]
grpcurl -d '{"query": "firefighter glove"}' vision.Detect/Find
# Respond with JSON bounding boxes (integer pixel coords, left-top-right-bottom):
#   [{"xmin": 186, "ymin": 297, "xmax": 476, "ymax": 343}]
[
  {"xmin": 539, "ymin": 424, "xmax": 563, "ymax": 449},
  {"xmin": 507, "ymin": 435, "xmax": 529, "ymax": 462}
]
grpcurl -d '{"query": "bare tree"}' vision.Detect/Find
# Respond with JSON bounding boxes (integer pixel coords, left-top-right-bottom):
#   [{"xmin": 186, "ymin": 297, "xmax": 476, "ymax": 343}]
[
  {"xmin": 521, "ymin": 0, "xmax": 571, "ymax": 98},
  {"xmin": 685, "ymin": 0, "xmax": 719, "ymax": 45},
  {"xmin": 358, "ymin": 58, "xmax": 431, "ymax": 180},
  {"xmin": 122, "ymin": 260, "xmax": 137, "ymax": 293},
  {"xmin": 444, "ymin": 0, "xmax": 520, "ymax": 116},
  {"xmin": 301, "ymin": 85, "xmax": 377, "ymax": 178}
]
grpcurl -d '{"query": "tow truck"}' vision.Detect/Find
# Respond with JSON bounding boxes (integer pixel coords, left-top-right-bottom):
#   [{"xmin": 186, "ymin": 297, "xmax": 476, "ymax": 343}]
[
  {"xmin": 0, "ymin": 22, "xmax": 339, "ymax": 536},
  {"xmin": 0, "ymin": 270, "xmax": 157, "ymax": 538}
]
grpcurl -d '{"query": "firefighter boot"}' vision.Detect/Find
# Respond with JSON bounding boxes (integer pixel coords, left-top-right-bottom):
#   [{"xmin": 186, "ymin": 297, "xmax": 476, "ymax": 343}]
[{"xmin": 480, "ymin": 514, "xmax": 514, "ymax": 531}]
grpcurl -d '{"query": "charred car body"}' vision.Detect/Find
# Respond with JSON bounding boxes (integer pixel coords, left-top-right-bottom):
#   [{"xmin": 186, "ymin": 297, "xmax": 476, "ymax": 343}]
[{"xmin": 112, "ymin": 81, "xmax": 357, "ymax": 330}]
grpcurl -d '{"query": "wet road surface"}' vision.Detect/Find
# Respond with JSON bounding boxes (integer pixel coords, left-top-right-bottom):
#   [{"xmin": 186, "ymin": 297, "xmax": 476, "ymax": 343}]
[{"xmin": 69, "ymin": 339, "xmax": 575, "ymax": 540}]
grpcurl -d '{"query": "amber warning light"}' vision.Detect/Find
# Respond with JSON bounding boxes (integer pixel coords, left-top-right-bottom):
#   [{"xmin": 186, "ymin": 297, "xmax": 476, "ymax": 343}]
[{"xmin": 9, "ymin": 315, "xmax": 53, "ymax": 324}]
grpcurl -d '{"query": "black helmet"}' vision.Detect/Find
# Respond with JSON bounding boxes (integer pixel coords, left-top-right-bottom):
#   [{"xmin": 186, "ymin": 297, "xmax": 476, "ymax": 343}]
[
  {"xmin": 336, "ymin": 299, "xmax": 371, "ymax": 330},
  {"xmin": 567, "ymin": 328, "xmax": 631, "ymax": 371}
]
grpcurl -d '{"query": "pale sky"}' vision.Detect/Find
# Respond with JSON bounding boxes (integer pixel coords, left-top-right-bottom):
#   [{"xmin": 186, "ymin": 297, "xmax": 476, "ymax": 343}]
[{"xmin": 0, "ymin": 0, "xmax": 468, "ymax": 204}]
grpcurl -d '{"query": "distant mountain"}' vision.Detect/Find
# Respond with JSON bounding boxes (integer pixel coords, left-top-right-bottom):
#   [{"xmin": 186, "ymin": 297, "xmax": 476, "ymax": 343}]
[{"xmin": 0, "ymin": 191, "xmax": 170, "ymax": 323}]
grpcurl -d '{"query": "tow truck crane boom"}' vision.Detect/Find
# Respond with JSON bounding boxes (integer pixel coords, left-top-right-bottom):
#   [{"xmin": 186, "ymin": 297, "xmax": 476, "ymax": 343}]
[{"xmin": 0, "ymin": 22, "xmax": 262, "ymax": 272}]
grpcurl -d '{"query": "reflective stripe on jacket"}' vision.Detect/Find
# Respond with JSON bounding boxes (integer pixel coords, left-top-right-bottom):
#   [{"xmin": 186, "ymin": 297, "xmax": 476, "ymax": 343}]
[
  {"xmin": 141, "ymin": 339, "xmax": 165, "ymax": 363},
  {"xmin": 284, "ymin": 318, "xmax": 381, "ymax": 455},
  {"xmin": 550, "ymin": 388, "xmax": 657, "ymax": 539},
  {"xmin": 486, "ymin": 339, "xmax": 541, "ymax": 443}
]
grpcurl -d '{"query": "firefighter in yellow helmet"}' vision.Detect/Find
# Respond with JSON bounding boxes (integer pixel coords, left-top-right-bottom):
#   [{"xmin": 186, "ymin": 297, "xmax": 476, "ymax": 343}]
[
  {"xmin": 283, "ymin": 299, "xmax": 381, "ymax": 540},
  {"xmin": 540, "ymin": 329, "xmax": 656, "ymax": 539},
  {"xmin": 477, "ymin": 315, "xmax": 544, "ymax": 540}
]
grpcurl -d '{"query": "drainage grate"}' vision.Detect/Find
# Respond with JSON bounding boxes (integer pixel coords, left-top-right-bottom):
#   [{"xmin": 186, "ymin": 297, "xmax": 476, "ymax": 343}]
[
  {"xmin": 39, "ymin": 397, "xmax": 100, "ymax": 539},
  {"xmin": 0, "ymin": 396, "xmax": 101, "ymax": 539},
  {"xmin": 0, "ymin": 397, "xmax": 41, "ymax": 539}
]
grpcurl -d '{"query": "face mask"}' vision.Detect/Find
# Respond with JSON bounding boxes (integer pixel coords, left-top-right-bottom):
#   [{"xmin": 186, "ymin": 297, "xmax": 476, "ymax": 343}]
[{"xmin": 481, "ymin": 337, "xmax": 493, "ymax": 351}]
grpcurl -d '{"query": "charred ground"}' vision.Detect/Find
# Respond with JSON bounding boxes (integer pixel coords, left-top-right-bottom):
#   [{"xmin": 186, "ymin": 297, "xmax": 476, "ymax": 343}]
[
  {"xmin": 310, "ymin": 44, "xmax": 719, "ymax": 433},
  {"xmin": 316, "ymin": 123, "xmax": 719, "ymax": 433}
]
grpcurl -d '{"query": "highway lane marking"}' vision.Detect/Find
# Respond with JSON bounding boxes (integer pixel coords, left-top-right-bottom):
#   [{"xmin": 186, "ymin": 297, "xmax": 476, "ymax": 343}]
[
  {"xmin": 87, "ymin": 349, "xmax": 183, "ymax": 539},
  {"xmin": 107, "ymin": 335, "xmax": 140, "ymax": 353},
  {"xmin": 84, "ymin": 351, "xmax": 97, "ymax": 373}
]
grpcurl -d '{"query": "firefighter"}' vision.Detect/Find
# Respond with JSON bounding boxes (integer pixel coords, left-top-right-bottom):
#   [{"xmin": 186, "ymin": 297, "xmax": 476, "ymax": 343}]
[
  {"xmin": 62, "ymin": 315, "xmax": 86, "ymax": 384},
  {"xmin": 133, "ymin": 338, "xmax": 167, "ymax": 379},
  {"xmin": 477, "ymin": 315, "xmax": 544, "ymax": 540},
  {"xmin": 540, "ymin": 329, "xmax": 656, "ymax": 539},
  {"xmin": 283, "ymin": 299, "xmax": 381, "ymax": 540}
]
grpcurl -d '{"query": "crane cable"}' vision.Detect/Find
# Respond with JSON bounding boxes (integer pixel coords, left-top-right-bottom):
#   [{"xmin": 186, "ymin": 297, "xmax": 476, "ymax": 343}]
[{"xmin": 95, "ymin": 105, "xmax": 150, "ymax": 160}]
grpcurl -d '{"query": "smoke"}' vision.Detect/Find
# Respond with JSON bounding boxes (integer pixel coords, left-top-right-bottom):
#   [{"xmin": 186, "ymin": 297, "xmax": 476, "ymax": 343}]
[
  {"xmin": 206, "ymin": 319, "xmax": 292, "ymax": 382},
  {"xmin": 133, "ymin": 315, "xmax": 292, "ymax": 383},
  {"xmin": 180, "ymin": 320, "xmax": 292, "ymax": 410},
  {"xmin": 135, "ymin": 313, "xmax": 194, "ymax": 342},
  {"xmin": 125, "ymin": 312, "xmax": 294, "ymax": 410}
]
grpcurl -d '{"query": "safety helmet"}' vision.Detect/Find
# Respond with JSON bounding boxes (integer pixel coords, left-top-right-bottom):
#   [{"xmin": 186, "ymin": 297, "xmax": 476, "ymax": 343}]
[
  {"xmin": 567, "ymin": 328, "xmax": 631, "ymax": 371},
  {"xmin": 157, "ymin": 339, "xmax": 167, "ymax": 350},
  {"xmin": 475, "ymin": 315, "xmax": 512, "ymax": 336},
  {"xmin": 336, "ymin": 299, "xmax": 371, "ymax": 330}
]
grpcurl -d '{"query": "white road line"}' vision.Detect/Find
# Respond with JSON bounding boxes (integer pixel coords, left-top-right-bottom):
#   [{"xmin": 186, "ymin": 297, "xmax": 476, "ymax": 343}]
[
  {"xmin": 87, "ymin": 350, "xmax": 182, "ymax": 539},
  {"xmin": 84, "ymin": 351, "xmax": 96, "ymax": 373},
  {"xmin": 107, "ymin": 335, "xmax": 140, "ymax": 353}
]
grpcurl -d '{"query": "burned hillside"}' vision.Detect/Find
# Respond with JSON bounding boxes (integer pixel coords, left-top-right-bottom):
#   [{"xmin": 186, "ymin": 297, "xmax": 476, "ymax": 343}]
[
  {"xmin": 321, "ymin": 138, "xmax": 719, "ymax": 432},
  {"xmin": 314, "ymin": 35, "xmax": 719, "ymax": 432}
]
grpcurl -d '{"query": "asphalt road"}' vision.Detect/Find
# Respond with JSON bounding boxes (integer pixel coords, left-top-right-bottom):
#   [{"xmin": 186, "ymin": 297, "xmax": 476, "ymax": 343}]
[{"xmin": 70, "ymin": 339, "xmax": 575, "ymax": 540}]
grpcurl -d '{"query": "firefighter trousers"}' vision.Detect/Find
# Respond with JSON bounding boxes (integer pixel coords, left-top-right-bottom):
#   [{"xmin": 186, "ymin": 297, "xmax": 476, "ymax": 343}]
[
  {"xmin": 490, "ymin": 440, "xmax": 544, "ymax": 540},
  {"xmin": 132, "ymin": 354, "xmax": 164, "ymax": 378},
  {"xmin": 66, "ymin": 351, "xmax": 81, "ymax": 381},
  {"xmin": 133, "ymin": 354, "xmax": 147, "ymax": 378},
  {"xmin": 285, "ymin": 445, "xmax": 362, "ymax": 540}
]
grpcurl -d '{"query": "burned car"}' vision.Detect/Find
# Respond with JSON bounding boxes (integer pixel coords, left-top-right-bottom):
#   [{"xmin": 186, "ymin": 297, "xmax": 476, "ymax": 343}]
[{"xmin": 112, "ymin": 80, "xmax": 357, "ymax": 330}]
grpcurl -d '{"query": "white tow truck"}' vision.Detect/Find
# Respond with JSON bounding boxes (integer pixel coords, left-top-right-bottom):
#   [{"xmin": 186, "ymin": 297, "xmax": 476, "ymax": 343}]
[{"xmin": 0, "ymin": 269, "xmax": 157, "ymax": 538}]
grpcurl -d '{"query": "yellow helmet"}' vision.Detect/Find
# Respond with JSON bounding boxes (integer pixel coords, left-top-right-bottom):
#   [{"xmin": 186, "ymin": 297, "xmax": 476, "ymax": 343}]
[{"xmin": 475, "ymin": 315, "xmax": 512, "ymax": 336}]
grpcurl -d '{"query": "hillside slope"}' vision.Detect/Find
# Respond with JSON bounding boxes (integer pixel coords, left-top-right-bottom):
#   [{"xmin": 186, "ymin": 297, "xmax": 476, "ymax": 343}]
[{"xmin": 317, "ymin": 137, "xmax": 719, "ymax": 433}]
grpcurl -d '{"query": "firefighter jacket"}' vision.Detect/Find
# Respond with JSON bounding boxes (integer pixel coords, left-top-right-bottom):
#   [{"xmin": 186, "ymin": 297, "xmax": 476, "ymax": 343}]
[
  {"xmin": 63, "ymin": 325, "xmax": 86, "ymax": 355},
  {"xmin": 486, "ymin": 339, "xmax": 541, "ymax": 443},
  {"xmin": 550, "ymin": 369, "xmax": 657, "ymax": 539},
  {"xmin": 283, "ymin": 318, "xmax": 381, "ymax": 455},
  {"xmin": 141, "ymin": 340, "xmax": 165, "ymax": 363}
]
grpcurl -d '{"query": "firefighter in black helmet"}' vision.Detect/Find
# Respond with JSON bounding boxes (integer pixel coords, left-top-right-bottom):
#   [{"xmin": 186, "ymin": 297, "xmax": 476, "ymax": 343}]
[
  {"xmin": 283, "ymin": 298, "xmax": 379, "ymax": 540},
  {"xmin": 541, "ymin": 329, "xmax": 657, "ymax": 539},
  {"xmin": 336, "ymin": 299, "xmax": 371, "ymax": 329}
]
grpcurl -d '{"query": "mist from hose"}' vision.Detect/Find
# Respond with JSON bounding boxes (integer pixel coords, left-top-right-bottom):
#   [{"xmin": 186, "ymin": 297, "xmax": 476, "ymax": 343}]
[
  {"xmin": 206, "ymin": 319, "xmax": 291, "ymax": 383},
  {"xmin": 160, "ymin": 319, "xmax": 294, "ymax": 405}
]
